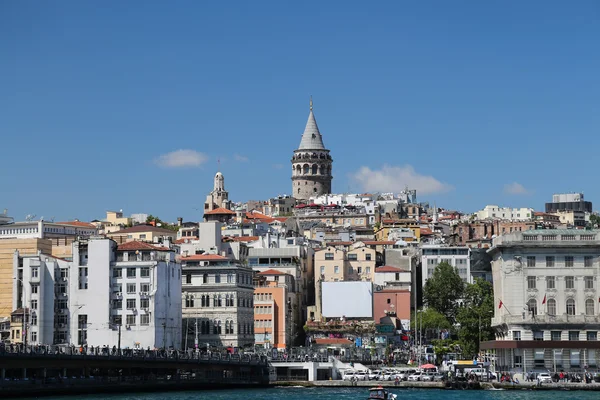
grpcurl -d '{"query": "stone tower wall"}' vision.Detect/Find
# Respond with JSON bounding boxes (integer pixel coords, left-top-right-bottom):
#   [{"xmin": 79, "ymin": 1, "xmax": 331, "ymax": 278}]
[{"xmin": 291, "ymin": 152, "xmax": 332, "ymax": 200}]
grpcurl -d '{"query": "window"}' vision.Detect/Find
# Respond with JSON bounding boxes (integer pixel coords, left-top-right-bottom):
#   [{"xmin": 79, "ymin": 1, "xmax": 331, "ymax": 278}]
[
  {"xmin": 565, "ymin": 276, "xmax": 575, "ymax": 289},
  {"xmin": 547, "ymin": 298, "xmax": 557, "ymax": 316},
  {"xmin": 126, "ymin": 299, "xmax": 136, "ymax": 309},
  {"xmin": 546, "ymin": 256, "xmax": 555, "ymax": 267},
  {"xmin": 31, "ymin": 314, "xmax": 37, "ymax": 326},
  {"xmin": 31, "ymin": 331, "xmax": 37, "ymax": 342},
  {"xmin": 113, "ymin": 268, "xmax": 122, "ymax": 278},
  {"xmin": 30, "ymin": 299, "xmax": 38, "ymax": 310},
  {"xmin": 551, "ymin": 331, "xmax": 561, "ymax": 341},
  {"xmin": 140, "ymin": 283, "xmax": 150, "ymax": 292},
  {"xmin": 334, "ymin": 266, "xmax": 339, "ymax": 274},
  {"xmin": 566, "ymin": 298, "xmax": 576, "ymax": 315},
  {"xmin": 185, "ymin": 296, "xmax": 194, "ymax": 308},
  {"xmin": 203, "ymin": 274, "xmax": 208, "ymax": 284},
  {"xmin": 127, "ymin": 283, "xmax": 136, "ymax": 294},
  {"xmin": 546, "ymin": 276, "xmax": 555, "ymax": 290},
  {"xmin": 527, "ymin": 256, "xmax": 536, "ymax": 267},
  {"xmin": 565, "ymin": 256, "xmax": 574, "ymax": 267},
  {"xmin": 387, "ymin": 298, "xmax": 391, "ymax": 304},
  {"xmin": 366, "ymin": 254, "xmax": 372, "ymax": 261},
  {"xmin": 127, "ymin": 268, "xmax": 136, "ymax": 278},
  {"xmin": 527, "ymin": 299, "xmax": 537, "ymax": 316},
  {"xmin": 583, "ymin": 276, "xmax": 594, "ymax": 290},
  {"xmin": 320, "ymin": 266, "xmax": 325, "ymax": 275},
  {"xmin": 586, "ymin": 299, "xmax": 595, "ymax": 316},
  {"xmin": 112, "ymin": 299, "xmax": 122, "ymax": 309},
  {"xmin": 140, "ymin": 314, "xmax": 150, "ymax": 325},
  {"xmin": 513, "ymin": 331, "xmax": 521, "ymax": 341},
  {"xmin": 31, "ymin": 268, "xmax": 39, "ymax": 278},
  {"xmin": 569, "ymin": 331, "xmax": 580, "ymax": 341},
  {"xmin": 215, "ymin": 274, "xmax": 221, "ymax": 283},
  {"xmin": 348, "ymin": 254, "xmax": 357, "ymax": 261},
  {"xmin": 141, "ymin": 267, "xmax": 150, "ymax": 277},
  {"xmin": 139, "ymin": 234, "xmax": 146, "ymax": 239},
  {"xmin": 31, "ymin": 285, "xmax": 38, "ymax": 294},
  {"xmin": 325, "ymin": 253, "xmax": 334, "ymax": 260},
  {"xmin": 365, "ymin": 267, "xmax": 371, "ymax": 274},
  {"xmin": 587, "ymin": 331, "xmax": 597, "ymax": 341},
  {"xmin": 533, "ymin": 331, "xmax": 543, "ymax": 341},
  {"xmin": 186, "ymin": 274, "xmax": 192, "ymax": 284},
  {"xmin": 227, "ymin": 273, "xmax": 234, "ymax": 283},
  {"xmin": 126, "ymin": 315, "xmax": 136, "ymax": 325}
]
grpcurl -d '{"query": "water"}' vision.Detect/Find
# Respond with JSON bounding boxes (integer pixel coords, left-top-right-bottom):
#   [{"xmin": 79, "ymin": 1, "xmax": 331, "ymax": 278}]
[{"xmin": 15, "ymin": 387, "xmax": 599, "ymax": 400}]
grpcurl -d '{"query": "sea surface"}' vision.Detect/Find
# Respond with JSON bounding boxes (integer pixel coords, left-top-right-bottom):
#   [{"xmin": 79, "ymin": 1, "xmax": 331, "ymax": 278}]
[{"xmin": 16, "ymin": 387, "xmax": 600, "ymax": 400}]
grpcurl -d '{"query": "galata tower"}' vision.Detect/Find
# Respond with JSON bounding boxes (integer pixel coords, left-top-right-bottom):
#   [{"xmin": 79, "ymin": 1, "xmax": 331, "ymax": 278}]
[{"xmin": 291, "ymin": 98, "xmax": 333, "ymax": 200}]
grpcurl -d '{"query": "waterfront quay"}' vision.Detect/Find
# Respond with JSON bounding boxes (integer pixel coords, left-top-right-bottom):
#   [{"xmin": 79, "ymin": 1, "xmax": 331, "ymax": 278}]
[{"xmin": 0, "ymin": 347, "xmax": 270, "ymax": 398}]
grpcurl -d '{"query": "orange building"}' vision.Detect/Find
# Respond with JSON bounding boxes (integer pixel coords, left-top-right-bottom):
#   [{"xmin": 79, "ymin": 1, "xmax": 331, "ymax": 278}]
[
  {"xmin": 253, "ymin": 269, "xmax": 297, "ymax": 350},
  {"xmin": 372, "ymin": 289, "xmax": 411, "ymax": 323}
]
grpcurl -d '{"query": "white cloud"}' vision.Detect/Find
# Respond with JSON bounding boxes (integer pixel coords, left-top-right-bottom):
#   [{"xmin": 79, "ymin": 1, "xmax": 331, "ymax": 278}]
[
  {"xmin": 234, "ymin": 154, "xmax": 249, "ymax": 162},
  {"xmin": 504, "ymin": 182, "xmax": 531, "ymax": 195},
  {"xmin": 351, "ymin": 164, "xmax": 452, "ymax": 195},
  {"xmin": 154, "ymin": 149, "xmax": 208, "ymax": 168}
]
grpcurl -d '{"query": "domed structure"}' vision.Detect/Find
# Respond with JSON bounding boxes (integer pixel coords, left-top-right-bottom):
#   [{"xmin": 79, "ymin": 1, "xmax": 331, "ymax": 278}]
[
  {"xmin": 204, "ymin": 171, "xmax": 231, "ymax": 212},
  {"xmin": 291, "ymin": 98, "xmax": 333, "ymax": 200}
]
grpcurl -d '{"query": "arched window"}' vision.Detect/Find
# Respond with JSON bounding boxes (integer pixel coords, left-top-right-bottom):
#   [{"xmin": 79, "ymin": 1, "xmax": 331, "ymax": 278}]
[
  {"xmin": 217, "ymin": 295, "xmax": 222, "ymax": 307},
  {"xmin": 217, "ymin": 320, "xmax": 222, "ymax": 334},
  {"xmin": 311, "ymin": 164, "xmax": 318, "ymax": 174},
  {"xmin": 586, "ymin": 299, "xmax": 595, "ymax": 316},
  {"xmin": 527, "ymin": 299, "xmax": 537, "ymax": 316},
  {"xmin": 201, "ymin": 295, "xmax": 206, "ymax": 307},
  {"xmin": 319, "ymin": 165, "xmax": 325, "ymax": 175},
  {"xmin": 547, "ymin": 298, "xmax": 556, "ymax": 316},
  {"xmin": 566, "ymin": 298, "xmax": 576, "ymax": 315},
  {"xmin": 213, "ymin": 295, "xmax": 218, "ymax": 307},
  {"xmin": 213, "ymin": 320, "xmax": 219, "ymax": 334},
  {"xmin": 303, "ymin": 164, "xmax": 309, "ymax": 174}
]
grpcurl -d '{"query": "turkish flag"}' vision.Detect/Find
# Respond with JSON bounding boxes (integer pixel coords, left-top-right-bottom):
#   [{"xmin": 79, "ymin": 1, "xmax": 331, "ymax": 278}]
[
  {"xmin": 542, "ymin": 294, "xmax": 547, "ymax": 305},
  {"xmin": 498, "ymin": 300, "xmax": 503, "ymax": 309}
]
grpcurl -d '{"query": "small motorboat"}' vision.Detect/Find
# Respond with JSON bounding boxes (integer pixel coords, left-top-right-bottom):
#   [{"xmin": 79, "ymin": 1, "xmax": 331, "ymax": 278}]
[{"xmin": 367, "ymin": 386, "xmax": 397, "ymax": 400}]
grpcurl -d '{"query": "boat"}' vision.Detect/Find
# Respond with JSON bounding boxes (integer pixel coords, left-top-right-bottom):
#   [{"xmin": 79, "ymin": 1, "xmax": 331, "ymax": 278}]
[{"xmin": 367, "ymin": 386, "xmax": 397, "ymax": 400}]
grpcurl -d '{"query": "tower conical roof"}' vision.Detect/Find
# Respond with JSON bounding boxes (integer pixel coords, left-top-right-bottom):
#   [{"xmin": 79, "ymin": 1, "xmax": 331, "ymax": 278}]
[{"xmin": 297, "ymin": 110, "xmax": 326, "ymax": 151}]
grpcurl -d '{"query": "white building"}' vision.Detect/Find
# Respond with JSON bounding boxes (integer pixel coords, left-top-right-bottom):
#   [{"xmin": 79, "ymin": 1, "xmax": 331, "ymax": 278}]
[
  {"xmin": 308, "ymin": 193, "xmax": 377, "ymax": 225},
  {"xmin": 180, "ymin": 254, "xmax": 254, "ymax": 349},
  {"xmin": 13, "ymin": 238, "xmax": 182, "ymax": 349},
  {"xmin": 483, "ymin": 230, "xmax": 600, "ymax": 374},
  {"xmin": 0, "ymin": 220, "xmax": 97, "ymax": 240},
  {"xmin": 421, "ymin": 245, "xmax": 472, "ymax": 288},
  {"xmin": 374, "ymin": 266, "xmax": 411, "ymax": 291},
  {"xmin": 475, "ymin": 205, "xmax": 534, "ymax": 221}
]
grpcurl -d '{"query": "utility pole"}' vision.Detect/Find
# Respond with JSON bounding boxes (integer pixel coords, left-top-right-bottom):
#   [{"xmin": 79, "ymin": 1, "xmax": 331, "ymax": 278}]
[
  {"xmin": 195, "ymin": 317, "xmax": 199, "ymax": 351},
  {"xmin": 163, "ymin": 322, "xmax": 166, "ymax": 349},
  {"xmin": 118, "ymin": 324, "xmax": 122, "ymax": 354}
]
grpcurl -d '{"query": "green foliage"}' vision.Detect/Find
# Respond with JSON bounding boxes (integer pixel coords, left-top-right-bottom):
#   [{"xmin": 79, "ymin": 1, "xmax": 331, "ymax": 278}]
[
  {"xmin": 455, "ymin": 278, "xmax": 495, "ymax": 358},
  {"xmin": 590, "ymin": 214, "xmax": 600, "ymax": 228},
  {"xmin": 431, "ymin": 338, "xmax": 462, "ymax": 359},
  {"xmin": 146, "ymin": 215, "xmax": 180, "ymax": 232},
  {"xmin": 411, "ymin": 308, "xmax": 452, "ymax": 331},
  {"xmin": 423, "ymin": 262, "xmax": 465, "ymax": 322}
]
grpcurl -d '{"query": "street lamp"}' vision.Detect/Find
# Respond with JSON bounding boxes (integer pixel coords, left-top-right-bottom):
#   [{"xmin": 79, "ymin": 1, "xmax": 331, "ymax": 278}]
[{"xmin": 13, "ymin": 277, "xmax": 27, "ymax": 348}]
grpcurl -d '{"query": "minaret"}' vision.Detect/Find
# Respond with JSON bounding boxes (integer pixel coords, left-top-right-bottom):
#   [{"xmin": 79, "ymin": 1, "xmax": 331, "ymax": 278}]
[{"xmin": 291, "ymin": 98, "xmax": 333, "ymax": 200}]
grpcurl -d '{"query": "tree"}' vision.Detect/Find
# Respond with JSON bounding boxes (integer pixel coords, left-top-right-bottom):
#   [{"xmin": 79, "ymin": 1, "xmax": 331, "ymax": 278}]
[
  {"xmin": 590, "ymin": 214, "xmax": 600, "ymax": 228},
  {"xmin": 411, "ymin": 308, "xmax": 452, "ymax": 331},
  {"xmin": 423, "ymin": 262, "xmax": 465, "ymax": 322},
  {"xmin": 455, "ymin": 278, "xmax": 495, "ymax": 358}
]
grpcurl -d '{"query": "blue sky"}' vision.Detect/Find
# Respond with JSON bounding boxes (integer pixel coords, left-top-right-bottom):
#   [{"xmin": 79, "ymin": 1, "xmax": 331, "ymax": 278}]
[{"xmin": 1, "ymin": 1, "xmax": 599, "ymax": 222}]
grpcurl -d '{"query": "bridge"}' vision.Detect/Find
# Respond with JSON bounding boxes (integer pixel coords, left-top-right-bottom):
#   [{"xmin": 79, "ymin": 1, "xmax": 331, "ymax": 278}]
[{"xmin": 0, "ymin": 347, "xmax": 270, "ymax": 397}]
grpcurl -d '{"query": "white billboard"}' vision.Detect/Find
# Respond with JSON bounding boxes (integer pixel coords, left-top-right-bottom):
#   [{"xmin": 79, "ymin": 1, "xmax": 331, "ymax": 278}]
[{"xmin": 322, "ymin": 281, "xmax": 373, "ymax": 318}]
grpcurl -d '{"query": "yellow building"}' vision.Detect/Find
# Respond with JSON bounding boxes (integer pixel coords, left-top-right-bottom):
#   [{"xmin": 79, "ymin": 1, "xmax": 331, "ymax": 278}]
[
  {"xmin": 375, "ymin": 220, "xmax": 421, "ymax": 242},
  {"xmin": 0, "ymin": 239, "xmax": 52, "ymax": 318},
  {"xmin": 107, "ymin": 224, "xmax": 177, "ymax": 244},
  {"xmin": 314, "ymin": 244, "xmax": 376, "ymax": 283}
]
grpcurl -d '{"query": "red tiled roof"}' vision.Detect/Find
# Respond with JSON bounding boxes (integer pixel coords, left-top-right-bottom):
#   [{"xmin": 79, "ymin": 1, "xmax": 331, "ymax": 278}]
[
  {"xmin": 108, "ymin": 224, "xmax": 176, "ymax": 235},
  {"xmin": 204, "ymin": 207, "xmax": 236, "ymax": 215},
  {"xmin": 245, "ymin": 211, "xmax": 275, "ymax": 223},
  {"xmin": 56, "ymin": 221, "xmax": 97, "ymax": 228},
  {"xmin": 117, "ymin": 241, "xmax": 171, "ymax": 251},
  {"xmin": 228, "ymin": 236, "xmax": 259, "ymax": 242},
  {"xmin": 273, "ymin": 217, "xmax": 288, "ymax": 222},
  {"xmin": 326, "ymin": 241, "xmax": 353, "ymax": 246},
  {"xmin": 180, "ymin": 254, "xmax": 229, "ymax": 261},
  {"xmin": 376, "ymin": 265, "xmax": 407, "ymax": 273},
  {"xmin": 313, "ymin": 338, "xmax": 353, "ymax": 345},
  {"xmin": 257, "ymin": 269, "xmax": 286, "ymax": 275},
  {"xmin": 363, "ymin": 240, "xmax": 395, "ymax": 245}
]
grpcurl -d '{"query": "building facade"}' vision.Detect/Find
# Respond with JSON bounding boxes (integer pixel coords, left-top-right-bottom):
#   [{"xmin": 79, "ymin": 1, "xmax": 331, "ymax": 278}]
[
  {"xmin": 475, "ymin": 205, "xmax": 534, "ymax": 221},
  {"xmin": 483, "ymin": 230, "xmax": 600, "ymax": 373},
  {"xmin": 12, "ymin": 238, "xmax": 182, "ymax": 349},
  {"xmin": 291, "ymin": 99, "xmax": 333, "ymax": 200},
  {"xmin": 545, "ymin": 193, "xmax": 593, "ymax": 214},
  {"xmin": 421, "ymin": 245, "xmax": 472, "ymax": 288},
  {"xmin": 180, "ymin": 254, "xmax": 254, "ymax": 349}
]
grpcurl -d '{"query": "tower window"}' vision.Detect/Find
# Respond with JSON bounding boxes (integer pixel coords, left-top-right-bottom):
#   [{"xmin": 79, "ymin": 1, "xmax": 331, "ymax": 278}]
[{"xmin": 314, "ymin": 188, "xmax": 317, "ymax": 193}]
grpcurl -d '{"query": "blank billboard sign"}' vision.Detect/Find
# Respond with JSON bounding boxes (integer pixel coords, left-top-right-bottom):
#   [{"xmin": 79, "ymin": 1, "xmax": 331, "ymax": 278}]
[{"xmin": 322, "ymin": 281, "xmax": 373, "ymax": 318}]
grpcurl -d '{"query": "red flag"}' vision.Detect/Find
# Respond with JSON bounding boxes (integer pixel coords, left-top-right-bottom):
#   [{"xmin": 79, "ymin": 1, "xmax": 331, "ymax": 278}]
[
  {"xmin": 542, "ymin": 294, "xmax": 547, "ymax": 305},
  {"xmin": 498, "ymin": 300, "xmax": 503, "ymax": 309}
]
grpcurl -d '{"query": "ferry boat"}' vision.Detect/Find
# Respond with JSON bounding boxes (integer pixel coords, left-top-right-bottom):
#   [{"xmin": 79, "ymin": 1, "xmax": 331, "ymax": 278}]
[{"xmin": 367, "ymin": 386, "xmax": 397, "ymax": 400}]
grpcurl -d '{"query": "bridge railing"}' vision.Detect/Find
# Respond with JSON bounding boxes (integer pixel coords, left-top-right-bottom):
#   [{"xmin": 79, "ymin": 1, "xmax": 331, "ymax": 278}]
[{"xmin": 0, "ymin": 345, "xmax": 268, "ymax": 366}]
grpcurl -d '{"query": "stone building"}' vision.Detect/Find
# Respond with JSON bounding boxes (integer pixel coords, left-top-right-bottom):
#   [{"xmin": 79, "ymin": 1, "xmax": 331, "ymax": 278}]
[
  {"xmin": 291, "ymin": 99, "xmax": 333, "ymax": 200},
  {"xmin": 205, "ymin": 171, "xmax": 231, "ymax": 212},
  {"xmin": 482, "ymin": 230, "xmax": 600, "ymax": 374}
]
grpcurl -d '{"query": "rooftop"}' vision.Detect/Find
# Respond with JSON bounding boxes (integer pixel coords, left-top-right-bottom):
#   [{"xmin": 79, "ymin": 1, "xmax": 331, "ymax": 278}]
[
  {"xmin": 257, "ymin": 268, "xmax": 286, "ymax": 276},
  {"xmin": 117, "ymin": 241, "xmax": 171, "ymax": 252},
  {"xmin": 296, "ymin": 107, "xmax": 327, "ymax": 151},
  {"xmin": 376, "ymin": 265, "xmax": 408, "ymax": 273},
  {"xmin": 180, "ymin": 254, "xmax": 229, "ymax": 261},
  {"xmin": 107, "ymin": 224, "xmax": 176, "ymax": 235},
  {"xmin": 204, "ymin": 207, "xmax": 236, "ymax": 215},
  {"xmin": 55, "ymin": 220, "xmax": 97, "ymax": 228}
]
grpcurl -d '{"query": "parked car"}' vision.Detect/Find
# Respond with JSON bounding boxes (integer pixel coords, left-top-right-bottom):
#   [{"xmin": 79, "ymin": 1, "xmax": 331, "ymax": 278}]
[
  {"xmin": 343, "ymin": 372, "xmax": 355, "ymax": 381},
  {"xmin": 355, "ymin": 370, "xmax": 369, "ymax": 381},
  {"xmin": 421, "ymin": 372, "xmax": 435, "ymax": 382},
  {"xmin": 537, "ymin": 373, "xmax": 553, "ymax": 384},
  {"xmin": 407, "ymin": 372, "xmax": 423, "ymax": 381},
  {"xmin": 369, "ymin": 370, "xmax": 382, "ymax": 381}
]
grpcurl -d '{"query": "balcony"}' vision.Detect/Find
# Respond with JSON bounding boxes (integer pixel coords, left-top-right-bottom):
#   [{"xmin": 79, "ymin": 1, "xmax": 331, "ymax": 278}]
[{"xmin": 494, "ymin": 314, "xmax": 600, "ymax": 328}]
